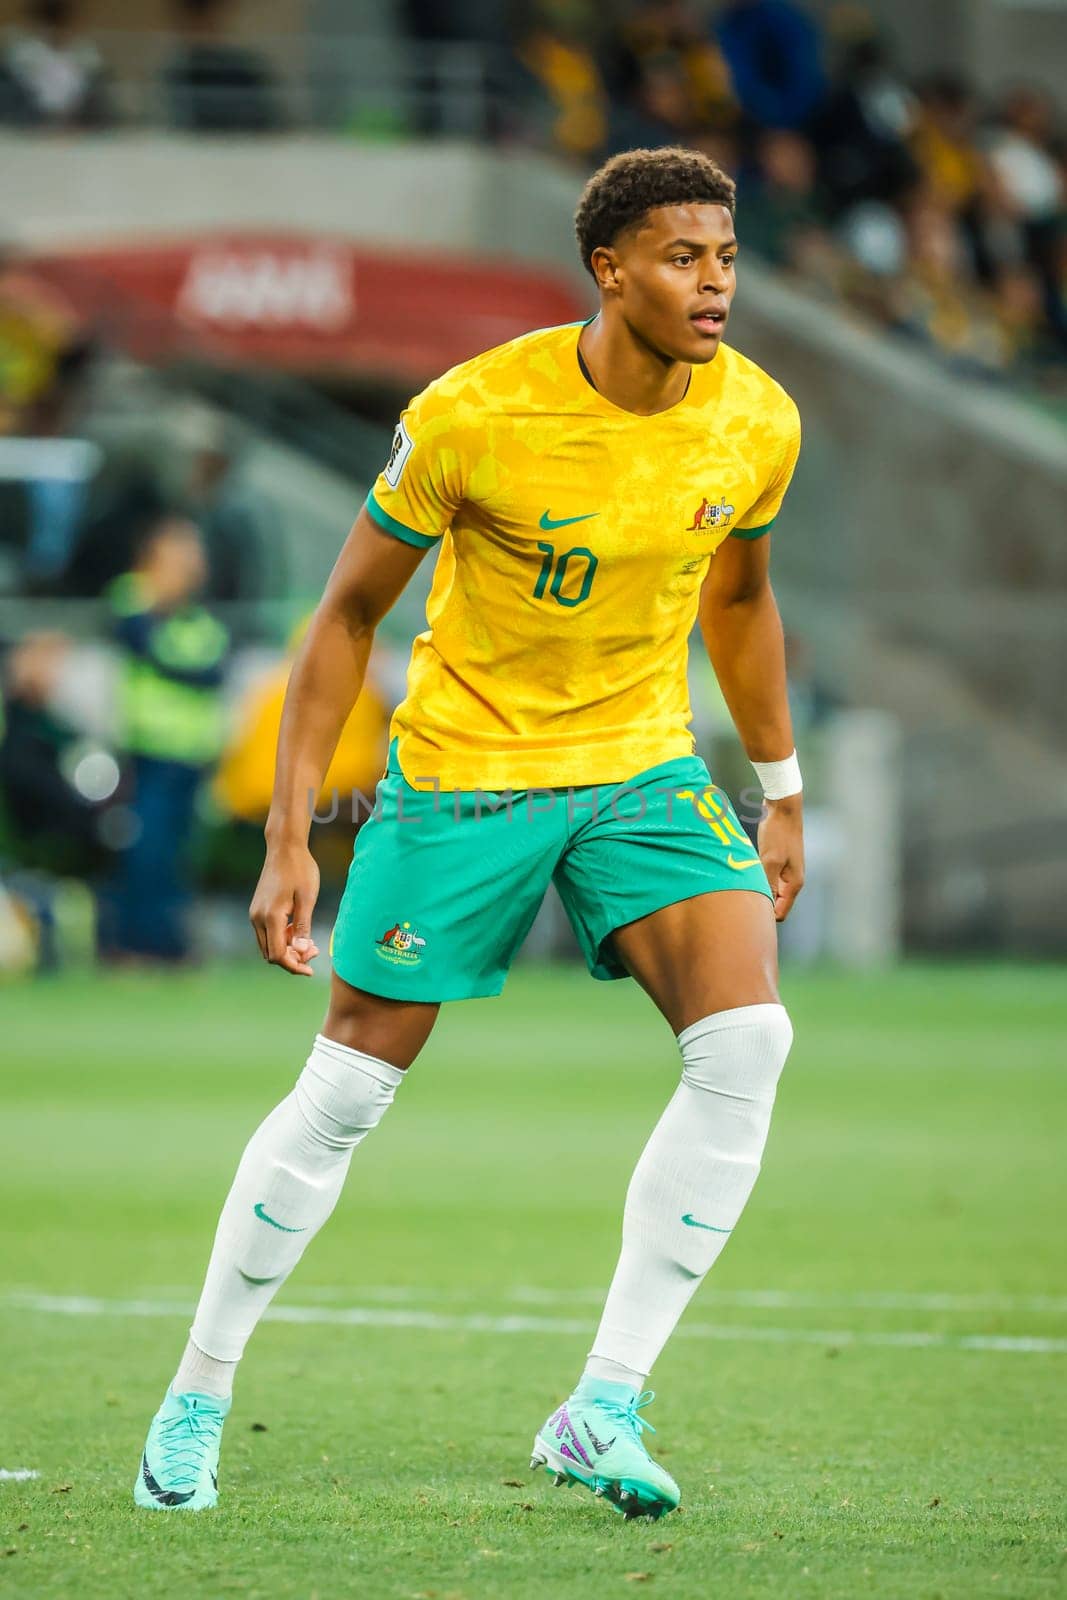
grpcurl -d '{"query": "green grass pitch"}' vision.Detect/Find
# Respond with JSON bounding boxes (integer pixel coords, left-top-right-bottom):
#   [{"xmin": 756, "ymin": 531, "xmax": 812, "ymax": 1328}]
[{"xmin": 1, "ymin": 961, "xmax": 1065, "ymax": 1599}]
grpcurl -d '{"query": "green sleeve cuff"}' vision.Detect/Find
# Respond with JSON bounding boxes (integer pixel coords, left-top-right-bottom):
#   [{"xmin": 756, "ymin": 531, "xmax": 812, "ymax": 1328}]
[
  {"xmin": 730, "ymin": 519, "xmax": 775, "ymax": 541},
  {"xmin": 366, "ymin": 492, "xmax": 440, "ymax": 550}
]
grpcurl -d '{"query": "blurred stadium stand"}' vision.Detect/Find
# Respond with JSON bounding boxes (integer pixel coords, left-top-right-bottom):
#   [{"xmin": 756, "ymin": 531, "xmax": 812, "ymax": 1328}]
[{"xmin": 1, "ymin": 0, "xmax": 1064, "ymax": 970}]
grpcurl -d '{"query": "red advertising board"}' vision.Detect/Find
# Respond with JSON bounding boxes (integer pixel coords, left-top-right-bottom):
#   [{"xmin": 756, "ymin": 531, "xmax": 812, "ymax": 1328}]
[{"xmin": 26, "ymin": 234, "xmax": 589, "ymax": 381}]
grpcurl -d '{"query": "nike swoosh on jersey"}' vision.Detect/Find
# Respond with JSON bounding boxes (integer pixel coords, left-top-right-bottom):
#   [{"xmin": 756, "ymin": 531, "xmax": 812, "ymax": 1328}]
[
  {"xmin": 681, "ymin": 1213, "xmax": 732, "ymax": 1233},
  {"xmin": 538, "ymin": 510, "xmax": 599, "ymax": 530},
  {"xmin": 726, "ymin": 854, "xmax": 763, "ymax": 870},
  {"xmin": 253, "ymin": 1202, "xmax": 307, "ymax": 1233}
]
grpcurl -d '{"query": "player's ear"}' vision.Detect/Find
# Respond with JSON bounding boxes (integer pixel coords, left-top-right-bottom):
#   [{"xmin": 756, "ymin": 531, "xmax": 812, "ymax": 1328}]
[{"xmin": 590, "ymin": 246, "xmax": 621, "ymax": 295}]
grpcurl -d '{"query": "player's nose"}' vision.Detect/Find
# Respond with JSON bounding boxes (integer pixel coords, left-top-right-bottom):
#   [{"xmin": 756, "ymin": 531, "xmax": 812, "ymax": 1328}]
[{"xmin": 699, "ymin": 268, "xmax": 730, "ymax": 296}]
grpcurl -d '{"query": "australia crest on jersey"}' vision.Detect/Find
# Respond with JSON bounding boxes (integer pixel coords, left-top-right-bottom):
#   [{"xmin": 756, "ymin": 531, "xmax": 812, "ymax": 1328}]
[
  {"xmin": 688, "ymin": 494, "xmax": 735, "ymax": 533},
  {"xmin": 376, "ymin": 919, "xmax": 427, "ymax": 966}
]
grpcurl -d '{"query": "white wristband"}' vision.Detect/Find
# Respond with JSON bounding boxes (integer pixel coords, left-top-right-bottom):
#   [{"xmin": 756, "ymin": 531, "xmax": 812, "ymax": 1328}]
[{"xmin": 751, "ymin": 750, "xmax": 802, "ymax": 800}]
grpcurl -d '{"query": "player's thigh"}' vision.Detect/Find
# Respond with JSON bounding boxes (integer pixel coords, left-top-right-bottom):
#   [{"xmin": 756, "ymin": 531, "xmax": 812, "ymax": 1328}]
[
  {"xmin": 330, "ymin": 745, "xmax": 563, "ymax": 1007},
  {"xmin": 608, "ymin": 889, "xmax": 780, "ymax": 1035},
  {"xmin": 555, "ymin": 753, "xmax": 779, "ymax": 1031},
  {"xmin": 323, "ymin": 971, "xmax": 439, "ymax": 1070}
]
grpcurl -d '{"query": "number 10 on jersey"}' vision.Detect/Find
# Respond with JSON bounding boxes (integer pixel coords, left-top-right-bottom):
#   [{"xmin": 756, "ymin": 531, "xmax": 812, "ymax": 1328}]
[{"xmin": 533, "ymin": 541, "xmax": 599, "ymax": 608}]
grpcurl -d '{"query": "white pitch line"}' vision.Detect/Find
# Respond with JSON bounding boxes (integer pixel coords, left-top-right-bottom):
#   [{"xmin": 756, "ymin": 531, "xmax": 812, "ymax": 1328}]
[
  {"xmin": 199, "ymin": 1283, "xmax": 1067, "ymax": 1316},
  {"xmin": 508, "ymin": 1286, "xmax": 1067, "ymax": 1315},
  {"xmin": 13, "ymin": 1281, "xmax": 1065, "ymax": 1315},
  {"xmin": 0, "ymin": 1469, "xmax": 39, "ymax": 1482},
  {"xmin": 4, "ymin": 1293, "xmax": 1066, "ymax": 1355}
]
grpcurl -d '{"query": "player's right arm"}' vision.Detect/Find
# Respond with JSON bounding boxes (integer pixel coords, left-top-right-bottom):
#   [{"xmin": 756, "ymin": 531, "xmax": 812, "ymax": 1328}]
[{"xmin": 249, "ymin": 504, "xmax": 428, "ymax": 975}]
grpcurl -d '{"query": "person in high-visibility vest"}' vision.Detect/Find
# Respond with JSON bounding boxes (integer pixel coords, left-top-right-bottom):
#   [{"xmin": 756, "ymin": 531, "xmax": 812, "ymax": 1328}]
[{"xmin": 107, "ymin": 516, "xmax": 228, "ymax": 961}]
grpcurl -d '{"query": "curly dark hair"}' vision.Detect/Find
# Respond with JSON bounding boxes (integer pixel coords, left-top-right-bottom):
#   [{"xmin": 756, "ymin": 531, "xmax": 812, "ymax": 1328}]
[{"xmin": 574, "ymin": 146, "xmax": 737, "ymax": 278}]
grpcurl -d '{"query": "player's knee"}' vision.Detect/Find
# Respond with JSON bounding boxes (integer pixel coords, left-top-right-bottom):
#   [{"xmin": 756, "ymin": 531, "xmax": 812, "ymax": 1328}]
[
  {"xmin": 294, "ymin": 1032, "xmax": 404, "ymax": 1149},
  {"xmin": 678, "ymin": 1002, "xmax": 793, "ymax": 1100},
  {"xmin": 324, "ymin": 983, "xmax": 437, "ymax": 1071}
]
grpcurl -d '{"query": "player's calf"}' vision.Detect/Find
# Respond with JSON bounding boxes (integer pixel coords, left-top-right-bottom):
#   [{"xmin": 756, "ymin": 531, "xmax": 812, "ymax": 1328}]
[
  {"xmin": 186, "ymin": 1033, "xmax": 405, "ymax": 1373},
  {"xmin": 134, "ymin": 1031, "xmax": 407, "ymax": 1510}
]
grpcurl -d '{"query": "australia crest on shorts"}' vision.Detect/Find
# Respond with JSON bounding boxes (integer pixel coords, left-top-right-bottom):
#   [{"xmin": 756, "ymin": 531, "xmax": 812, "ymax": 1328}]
[{"xmin": 376, "ymin": 920, "xmax": 428, "ymax": 966}]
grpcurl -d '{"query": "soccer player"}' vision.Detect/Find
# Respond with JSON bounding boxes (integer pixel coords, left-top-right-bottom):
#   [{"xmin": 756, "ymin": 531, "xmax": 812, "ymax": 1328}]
[{"xmin": 135, "ymin": 145, "xmax": 804, "ymax": 1520}]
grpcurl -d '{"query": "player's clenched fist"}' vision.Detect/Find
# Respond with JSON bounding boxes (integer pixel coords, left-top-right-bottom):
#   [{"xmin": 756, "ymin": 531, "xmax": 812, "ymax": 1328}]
[{"xmin": 249, "ymin": 844, "xmax": 321, "ymax": 976}]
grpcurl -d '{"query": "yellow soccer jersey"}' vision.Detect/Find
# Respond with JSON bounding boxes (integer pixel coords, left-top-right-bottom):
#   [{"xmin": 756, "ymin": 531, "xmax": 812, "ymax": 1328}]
[{"xmin": 366, "ymin": 321, "xmax": 800, "ymax": 790}]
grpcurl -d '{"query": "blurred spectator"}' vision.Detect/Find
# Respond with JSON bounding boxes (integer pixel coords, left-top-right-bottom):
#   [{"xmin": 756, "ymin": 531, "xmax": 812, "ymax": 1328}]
[
  {"xmin": 609, "ymin": 53, "xmax": 695, "ymax": 151},
  {"xmin": 742, "ymin": 129, "xmax": 822, "ymax": 267},
  {"xmin": 0, "ymin": 252, "xmax": 89, "ymax": 437},
  {"xmin": 0, "ymin": 631, "xmax": 106, "ymax": 870},
  {"xmin": 897, "ymin": 189, "xmax": 1004, "ymax": 371},
  {"xmin": 986, "ymin": 87, "xmax": 1067, "ymax": 350},
  {"xmin": 515, "ymin": 2, "xmax": 608, "ymax": 162},
  {"xmin": 988, "ymin": 87, "xmax": 1064, "ymax": 226},
  {"xmin": 104, "ymin": 518, "xmax": 228, "ymax": 962},
  {"xmin": 604, "ymin": 0, "xmax": 736, "ymax": 151},
  {"xmin": 172, "ymin": 406, "xmax": 287, "ymax": 606},
  {"xmin": 714, "ymin": 0, "xmax": 824, "ymax": 133},
  {"xmin": 59, "ymin": 446, "xmax": 167, "ymax": 599},
  {"xmin": 813, "ymin": 217, "xmax": 904, "ymax": 360},
  {"xmin": 0, "ymin": 258, "xmax": 101, "ymax": 595},
  {"xmin": 0, "ymin": 873, "xmax": 37, "ymax": 973},
  {"xmin": 0, "ymin": 0, "xmax": 110, "ymax": 129},
  {"xmin": 161, "ymin": 0, "xmax": 283, "ymax": 134},
  {"xmin": 911, "ymin": 74, "xmax": 993, "ymax": 282},
  {"xmin": 810, "ymin": 34, "xmax": 918, "ymax": 219},
  {"xmin": 992, "ymin": 262, "xmax": 1047, "ymax": 366},
  {"xmin": 60, "ymin": 404, "xmax": 283, "ymax": 608}
]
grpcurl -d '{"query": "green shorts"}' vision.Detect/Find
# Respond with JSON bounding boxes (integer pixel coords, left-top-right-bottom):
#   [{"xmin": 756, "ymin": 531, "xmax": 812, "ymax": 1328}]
[{"xmin": 330, "ymin": 739, "xmax": 772, "ymax": 1002}]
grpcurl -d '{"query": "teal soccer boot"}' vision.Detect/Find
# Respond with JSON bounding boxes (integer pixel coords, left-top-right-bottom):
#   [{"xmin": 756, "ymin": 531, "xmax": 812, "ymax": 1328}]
[
  {"xmin": 531, "ymin": 1379, "xmax": 680, "ymax": 1520},
  {"xmin": 134, "ymin": 1388, "xmax": 230, "ymax": 1510}
]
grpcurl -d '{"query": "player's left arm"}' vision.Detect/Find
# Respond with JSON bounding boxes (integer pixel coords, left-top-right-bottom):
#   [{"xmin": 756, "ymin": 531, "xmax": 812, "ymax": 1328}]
[{"xmin": 698, "ymin": 531, "xmax": 804, "ymax": 922}]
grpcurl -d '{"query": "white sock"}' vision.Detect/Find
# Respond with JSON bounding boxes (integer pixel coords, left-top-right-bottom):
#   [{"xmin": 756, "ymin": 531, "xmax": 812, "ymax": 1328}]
[
  {"xmin": 583, "ymin": 1003, "xmax": 793, "ymax": 1388},
  {"xmin": 173, "ymin": 1338, "xmax": 236, "ymax": 1401},
  {"xmin": 173, "ymin": 1033, "xmax": 405, "ymax": 1394}
]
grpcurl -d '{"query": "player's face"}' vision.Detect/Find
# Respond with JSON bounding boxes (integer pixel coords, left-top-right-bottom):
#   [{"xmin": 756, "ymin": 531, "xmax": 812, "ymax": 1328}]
[{"xmin": 603, "ymin": 203, "xmax": 738, "ymax": 364}]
